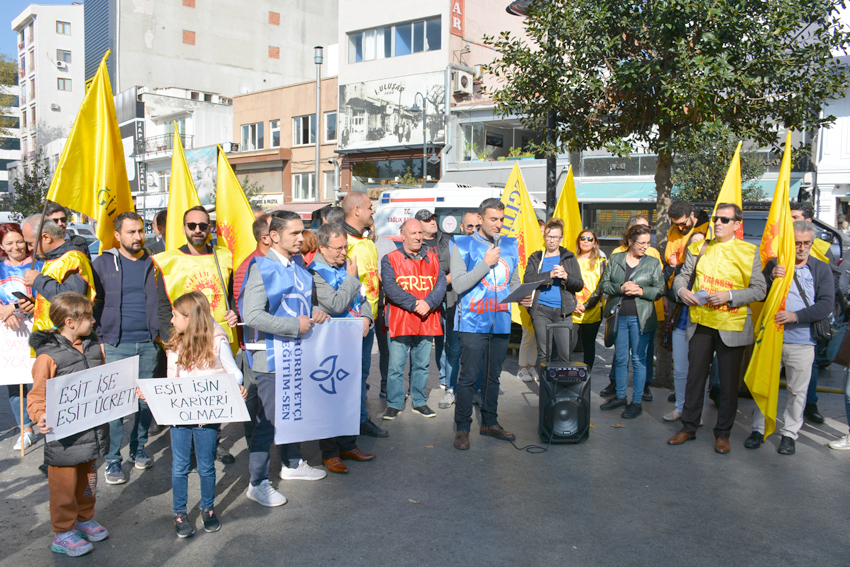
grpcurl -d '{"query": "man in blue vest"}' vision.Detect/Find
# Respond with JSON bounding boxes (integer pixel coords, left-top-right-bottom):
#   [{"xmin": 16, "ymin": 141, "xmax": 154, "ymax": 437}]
[
  {"xmin": 309, "ymin": 222, "xmax": 376, "ymax": 474},
  {"xmin": 450, "ymin": 198, "xmax": 532, "ymax": 450},
  {"xmin": 240, "ymin": 211, "xmax": 329, "ymax": 507}
]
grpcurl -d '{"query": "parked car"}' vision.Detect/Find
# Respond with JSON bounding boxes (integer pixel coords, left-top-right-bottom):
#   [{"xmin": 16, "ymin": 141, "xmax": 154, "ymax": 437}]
[{"xmin": 66, "ymin": 223, "xmax": 95, "ymax": 237}]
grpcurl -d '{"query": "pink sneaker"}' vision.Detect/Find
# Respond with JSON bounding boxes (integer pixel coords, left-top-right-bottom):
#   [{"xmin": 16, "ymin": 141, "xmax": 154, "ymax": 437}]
[
  {"xmin": 51, "ymin": 531, "xmax": 93, "ymax": 557},
  {"xmin": 74, "ymin": 519, "xmax": 109, "ymax": 542}
]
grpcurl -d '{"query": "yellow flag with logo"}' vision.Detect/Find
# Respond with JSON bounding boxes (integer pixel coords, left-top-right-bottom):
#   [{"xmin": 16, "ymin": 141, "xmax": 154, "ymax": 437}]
[
  {"xmin": 709, "ymin": 141, "xmax": 744, "ymax": 240},
  {"xmin": 500, "ymin": 163, "xmax": 544, "ymax": 327},
  {"xmin": 744, "ymin": 132, "xmax": 795, "ymax": 439},
  {"xmin": 215, "ymin": 147, "xmax": 255, "ymax": 270},
  {"xmin": 553, "ymin": 165, "xmax": 582, "ymax": 253},
  {"xmin": 45, "ymin": 51, "xmax": 133, "ymax": 252},
  {"xmin": 165, "ymin": 124, "xmax": 201, "ymax": 251}
]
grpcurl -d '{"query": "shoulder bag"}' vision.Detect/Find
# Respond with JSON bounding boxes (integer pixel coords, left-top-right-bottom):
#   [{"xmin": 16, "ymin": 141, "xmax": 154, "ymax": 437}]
[{"xmin": 792, "ymin": 269, "xmax": 832, "ymax": 342}]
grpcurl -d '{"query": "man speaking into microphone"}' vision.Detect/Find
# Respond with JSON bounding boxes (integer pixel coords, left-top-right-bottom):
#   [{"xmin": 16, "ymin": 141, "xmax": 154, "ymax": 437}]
[{"xmin": 449, "ymin": 198, "xmax": 532, "ymax": 450}]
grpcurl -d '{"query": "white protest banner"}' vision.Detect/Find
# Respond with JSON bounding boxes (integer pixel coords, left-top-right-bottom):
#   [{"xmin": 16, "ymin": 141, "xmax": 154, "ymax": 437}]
[
  {"xmin": 137, "ymin": 372, "xmax": 250, "ymax": 426},
  {"xmin": 0, "ymin": 317, "xmax": 34, "ymax": 386},
  {"xmin": 45, "ymin": 356, "xmax": 139, "ymax": 442},
  {"xmin": 274, "ymin": 319, "xmax": 362, "ymax": 445}
]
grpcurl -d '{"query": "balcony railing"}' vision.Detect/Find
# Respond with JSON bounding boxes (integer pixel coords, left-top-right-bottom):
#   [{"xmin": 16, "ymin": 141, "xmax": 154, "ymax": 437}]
[{"xmin": 139, "ymin": 133, "xmax": 193, "ymax": 155}]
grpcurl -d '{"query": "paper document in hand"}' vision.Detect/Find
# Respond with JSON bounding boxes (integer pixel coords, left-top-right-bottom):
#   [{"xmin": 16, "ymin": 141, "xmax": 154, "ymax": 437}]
[{"xmin": 694, "ymin": 290, "xmax": 709, "ymax": 305}]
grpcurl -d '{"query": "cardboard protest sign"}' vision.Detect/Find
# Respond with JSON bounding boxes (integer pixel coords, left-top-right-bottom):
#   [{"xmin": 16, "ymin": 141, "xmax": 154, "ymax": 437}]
[
  {"xmin": 0, "ymin": 317, "xmax": 34, "ymax": 386},
  {"xmin": 137, "ymin": 372, "xmax": 249, "ymax": 426},
  {"xmin": 273, "ymin": 319, "xmax": 362, "ymax": 445},
  {"xmin": 45, "ymin": 356, "xmax": 139, "ymax": 442}
]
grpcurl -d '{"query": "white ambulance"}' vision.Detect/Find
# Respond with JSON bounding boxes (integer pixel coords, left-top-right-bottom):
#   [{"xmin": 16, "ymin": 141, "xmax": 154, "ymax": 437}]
[{"xmin": 373, "ymin": 183, "xmax": 546, "ymax": 238}]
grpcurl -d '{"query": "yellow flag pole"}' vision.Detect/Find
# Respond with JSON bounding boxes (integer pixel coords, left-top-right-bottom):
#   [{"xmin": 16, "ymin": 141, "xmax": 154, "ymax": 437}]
[{"xmin": 210, "ymin": 245, "xmax": 232, "ymax": 312}]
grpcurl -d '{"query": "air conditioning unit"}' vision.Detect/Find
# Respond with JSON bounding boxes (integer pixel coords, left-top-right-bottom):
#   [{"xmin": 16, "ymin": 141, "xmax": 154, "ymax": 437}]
[
  {"xmin": 50, "ymin": 103, "xmax": 60, "ymax": 111},
  {"xmin": 453, "ymin": 71, "xmax": 473, "ymax": 95},
  {"xmin": 473, "ymin": 65, "xmax": 484, "ymax": 83},
  {"xmin": 56, "ymin": 61, "xmax": 67, "ymax": 69}
]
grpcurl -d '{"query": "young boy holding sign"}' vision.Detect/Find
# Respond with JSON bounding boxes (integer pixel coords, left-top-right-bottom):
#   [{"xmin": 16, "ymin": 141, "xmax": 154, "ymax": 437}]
[
  {"xmin": 139, "ymin": 291, "xmax": 245, "ymax": 538},
  {"xmin": 27, "ymin": 292, "xmax": 109, "ymax": 557}
]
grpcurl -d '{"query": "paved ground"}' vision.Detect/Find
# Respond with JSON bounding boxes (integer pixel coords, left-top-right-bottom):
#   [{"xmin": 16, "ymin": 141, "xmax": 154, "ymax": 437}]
[{"xmin": 1, "ymin": 341, "xmax": 849, "ymax": 566}]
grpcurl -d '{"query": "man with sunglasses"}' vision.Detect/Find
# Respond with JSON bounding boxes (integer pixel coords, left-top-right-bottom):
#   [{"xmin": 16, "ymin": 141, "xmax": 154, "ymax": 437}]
[
  {"xmin": 45, "ymin": 201, "xmax": 92, "ymax": 260},
  {"xmin": 461, "ymin": 211, "xmax": 482, "ymax": 236},
  {"xmin": 668, "ymin": 203, "xmax": 766, "ymax": 454}
]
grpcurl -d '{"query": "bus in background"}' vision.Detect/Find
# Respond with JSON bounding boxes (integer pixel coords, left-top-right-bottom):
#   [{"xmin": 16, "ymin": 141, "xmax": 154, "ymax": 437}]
[{"xmin": 373, "ymin": 183, "xmax": 546, "ymax": 239}]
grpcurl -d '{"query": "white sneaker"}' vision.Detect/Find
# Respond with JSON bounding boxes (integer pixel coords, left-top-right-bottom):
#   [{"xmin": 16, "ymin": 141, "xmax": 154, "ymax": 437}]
[
  {"xmin": 246, "ymin": 479, "xmax": 287, "ymax": 507},
  {"xmin": 13, "ymin": 431, "xmax": 35, "ymax": 451},
  {"xmin": 279, "ymin": 459, "xmax": 327, "ymax": 481},
  {"xmin": 663, "ymin": 410, "xmax": 681, "ymax": 422},
  {"xmin": 528, "ymin": 367, "xmax": 540, "ymax": 382},
  {"xmin": 828, "ymin": 434, "xmax": 850, "ymax": 450},
  {"xmin": 517, "ymin": 368, "xmax": 533, "ymax": 382}
]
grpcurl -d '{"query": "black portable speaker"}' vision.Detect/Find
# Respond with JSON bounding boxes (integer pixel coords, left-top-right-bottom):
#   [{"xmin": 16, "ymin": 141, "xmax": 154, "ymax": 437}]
[{"xmin": 538, "ymin": 362, "xmax": 591, "ymax": 443}]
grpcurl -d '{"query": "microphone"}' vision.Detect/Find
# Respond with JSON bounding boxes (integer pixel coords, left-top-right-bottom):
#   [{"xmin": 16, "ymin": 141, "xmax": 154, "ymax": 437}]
[{"xmin": 492, "ymin": 234, "xmax": 501, "ymax": 248}]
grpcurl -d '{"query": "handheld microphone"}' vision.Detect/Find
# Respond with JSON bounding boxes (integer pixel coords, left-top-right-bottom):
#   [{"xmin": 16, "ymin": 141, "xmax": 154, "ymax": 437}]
[{"xmin": 492, "ymin": 234, "xmax": 501, "ymax": 248}]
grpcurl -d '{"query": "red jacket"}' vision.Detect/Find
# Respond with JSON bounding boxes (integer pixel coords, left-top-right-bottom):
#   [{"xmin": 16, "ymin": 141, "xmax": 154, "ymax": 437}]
[{"xmin": 383, "ymin": 248, "xmax": 445, "ymax": 338}]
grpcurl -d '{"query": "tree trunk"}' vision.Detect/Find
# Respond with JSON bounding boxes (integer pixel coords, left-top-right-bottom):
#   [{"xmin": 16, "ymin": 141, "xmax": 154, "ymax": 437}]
[{"xmin": 653, "ymin": 148, "xmax": 674, "ymax": 388}]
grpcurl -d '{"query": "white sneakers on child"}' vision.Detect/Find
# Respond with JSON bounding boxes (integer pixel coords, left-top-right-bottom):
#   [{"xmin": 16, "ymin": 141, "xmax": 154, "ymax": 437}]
[{"xmin": 13, "ymin": 431, "xmax": 35, "ymax": 451}]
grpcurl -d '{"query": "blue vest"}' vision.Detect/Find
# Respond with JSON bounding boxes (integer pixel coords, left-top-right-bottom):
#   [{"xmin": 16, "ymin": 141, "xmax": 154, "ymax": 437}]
[
  {"xmin": 308, "ymin": 260, "xmax": 362, "ymax": 318},
  {"xmin": 238, "ymin": 255, "xmax": 313, "ymax": 371},
  {"xmin": 453, "ymin": 234, "xmax": 519, "ymax": 334}
]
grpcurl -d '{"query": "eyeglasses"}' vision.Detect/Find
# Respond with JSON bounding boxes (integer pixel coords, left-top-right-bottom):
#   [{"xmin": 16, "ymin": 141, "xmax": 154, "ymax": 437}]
[
  {"xmin": 795, "ymin": 240, "xmax": 813, "ymax": 248},
  {"xmin": 185, "ymin": 222, "xmax": 210, "ymax": 231},
  {"xmin": 672, "ymin": 221, "xmax": 690, "ymax": 230},
  {"xmin": 633, "ymin": 241, "xmax": 651, "ymax": 248},
  {"xmin": 579, "ymin": 236, "xmax": 595, "ymax": 242},
  {"xmin": 325, "ymin": 244, "xmax": 347, "ymax": 253},
  {"xmin": 544, "ymin": 234, "xmax": 562, "ymax": 240},
  {"xmin": 53, "ymin": 216, "xmax": 67, "ymax": 224},
  {"xmin": 712, "ymin": 216, "xmax": 735, "ymax": 225},
  {"xmin": 466, "ymin": 224, "xmax": 481, "ymax": 231}
]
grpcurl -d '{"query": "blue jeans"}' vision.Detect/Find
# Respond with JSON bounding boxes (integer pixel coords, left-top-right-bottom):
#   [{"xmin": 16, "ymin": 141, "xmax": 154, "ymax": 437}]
[
  {"xmin": 645, "ymin": 330, "xmax": 655, "ymax": 387},
  {"xmin": 843, "ymin": 369, "xmax": 850, "ymax": 435},
  {"xmin": 361, "ymin": 327, "xmax": 375, "ymax": 423},
  {"xmin": 440, "ymin": 308, "xmax": 461, "ymax": 391},
  {"xmin": 105, "ymin": 341, "xmax": 161, "ymax": 463},
  {"xmin": 613, "ymin": 315, "xmax": 652, "ymax": 401},
  {"xmin": 171, "ymin": 424, "xmax": 219, "ymax": 513},
  {"xmin": 248, "ymin": 372, "xmax": 302, "ymax": 486},
  {"xmin": 7, "ymin": 384, "xmax": 32, "ymax": 429},
  {"xmin": 435, "ymin": 312, "xmax": 446, "ymax": 385},
  {"xmin": 387, "ymin": 336, "xmax": 432, "ymax": 409}
]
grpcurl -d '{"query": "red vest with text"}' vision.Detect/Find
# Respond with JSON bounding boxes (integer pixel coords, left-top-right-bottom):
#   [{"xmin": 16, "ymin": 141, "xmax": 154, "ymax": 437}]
[{"xmin": 386, "ymin": 248, "xmax": 443, "ymax": 338}]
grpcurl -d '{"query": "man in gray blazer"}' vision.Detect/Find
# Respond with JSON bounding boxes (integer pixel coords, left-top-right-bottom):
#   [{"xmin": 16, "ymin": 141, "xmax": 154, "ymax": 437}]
[{"xmin": 667, "ymin": 203, "xmax": 767, "ymax": 454}]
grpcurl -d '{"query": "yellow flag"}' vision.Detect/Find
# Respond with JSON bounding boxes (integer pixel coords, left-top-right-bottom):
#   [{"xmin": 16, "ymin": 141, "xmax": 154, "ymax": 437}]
[
  {"xmin": 709, "ymin": 141, "xmax": 744, "ymax": 240},
  {"xmin": 215, "ymin": 147, "xmax": 255, "ymax": 270},
  {"xmin": 165, "ymin": 124, "xmax": 201, "ymax": 251},
  {"xmin": 500, "ymin": 163, "xmax": 545, "ymax": 327},
  {"xmin": 743, "ymin": 132, "xmax": 795, "ymax": 439},
  {"xmin": 553, "ymin": 165, "xmax": 582, "ymax": 252},
  {"xmin": 45, "ymin": 51, "xmax": 133, "ymax": 252}
]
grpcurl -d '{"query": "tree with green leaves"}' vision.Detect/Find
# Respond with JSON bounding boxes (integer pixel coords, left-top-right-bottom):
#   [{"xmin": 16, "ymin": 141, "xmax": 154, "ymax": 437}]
[
  {"xmin": 0, "ymin": 53, "xmax": 17, "ymax": 137},
  {"xmin": 10, "ymin": 149, "xmax": 51, "ymax": 219},
  {"xmin": 485, "ymin": 0, "xmax": 850, "ymax": 246},
  {"xmin": 208, "ymin": 174, "xmax": 264, "ymax": 205},
  {"xmin": 673, "ymin": 126, "xmax": 767, "ymax": 203}
]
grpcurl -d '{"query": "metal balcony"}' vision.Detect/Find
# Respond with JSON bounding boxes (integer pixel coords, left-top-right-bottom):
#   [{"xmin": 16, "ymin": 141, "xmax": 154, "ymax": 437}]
[{"xmin": 139, "ymin": 133, "xmax": 194, "ymax": 155}]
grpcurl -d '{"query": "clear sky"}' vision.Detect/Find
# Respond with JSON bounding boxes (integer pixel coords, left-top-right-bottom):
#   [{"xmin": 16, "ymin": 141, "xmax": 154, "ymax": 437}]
[{"xmin": 1, "ymin": 1, "xmax": 81, "ymax": 60}]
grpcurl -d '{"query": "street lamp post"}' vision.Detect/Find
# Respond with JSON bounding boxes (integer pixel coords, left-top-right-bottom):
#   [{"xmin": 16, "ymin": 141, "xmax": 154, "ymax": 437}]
[
  {"xmin": 410, "ymin": 92, "xmax": 427, "ymax": 185},
  {"xmin": 314, "ymin": 46, "xmax": 323, "ymax": 202}
]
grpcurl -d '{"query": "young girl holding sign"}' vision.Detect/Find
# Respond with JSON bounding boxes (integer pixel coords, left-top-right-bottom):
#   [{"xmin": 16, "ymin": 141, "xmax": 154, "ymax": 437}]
[
  {"xmin": 27, "ymin": 292, "xmax": 109, "ymax": 557},
  {"xmin": 159, "ymin": 291, "xmax": 244, "ymax": 538}
]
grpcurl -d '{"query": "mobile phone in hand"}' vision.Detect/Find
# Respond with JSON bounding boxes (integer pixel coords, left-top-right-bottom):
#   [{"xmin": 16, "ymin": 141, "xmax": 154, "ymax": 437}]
[{"xmin": 11, "ymin": 291, "xmax": 33, "ymax": 303}]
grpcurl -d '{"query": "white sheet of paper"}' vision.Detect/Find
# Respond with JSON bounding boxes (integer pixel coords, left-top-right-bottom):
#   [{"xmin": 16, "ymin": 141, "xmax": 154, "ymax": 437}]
[
  {"xmin": 137, "ymin": 373, "xmax": 250, "ymax": 426},
  {"xmin": 45, "ymin": 356, "xmax": 139, "ymax": 442},
  {"xmin": 0, "ymin": 316, "xmax": 34, "ymax": 386},
  {"xmin": 694, "ymin": 289, "xmax": 709, "ymax": 305}
]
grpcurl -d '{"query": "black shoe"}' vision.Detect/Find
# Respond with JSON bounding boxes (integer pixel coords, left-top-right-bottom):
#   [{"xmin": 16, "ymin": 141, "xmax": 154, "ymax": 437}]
[
  {"xmin": 360, "ymin": 418, "xmax": 389, "ymax": 437},
  {"xmin": 667, "ymin": 392, "xmax": 676, "ymax": 403},
  {"xmin": 383, "ymin": 407, "xmax": 401, "ymax": 421},
  {"xmin": 215, "ymin": 445, "xmax": 235, "ymax": 465},
  {"xmin": 600, "ymin": 381, "xmax": 617, "ymax": 398},
  {"xmin": 642, "ymin": 386, "xmax": 653, "ymax": 402},
  {"xmin": 709, "ymin": 386, "xmax": 721, "ymax": 408},
  {"xmin": 201, "ymin": 507, "xmax": 221, "ymax": 532},
  {"xmin": 412, "ymin": 405, "xmax": 436, "ymax": 418},
  {"xmin": 804, "ymin": 403, "xmax": 824, "ymax": 424},
  {"xmin": 778, "ymin": 435, "xmax": 796, "ymax": 455},
  {"xmin": 621, "ymin": 402, "xmax": 643, "ymax": 419},
  {"xmin": 744, "ymin": 431, "xmax": 763, "ymax": 449},
  {"xmin": 600, "ymin": 397, "xmax": 627, "ymax": 411},
  {"xmin": 174, "ymin": 513, "xmax": 195, "ymax": 538}
]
